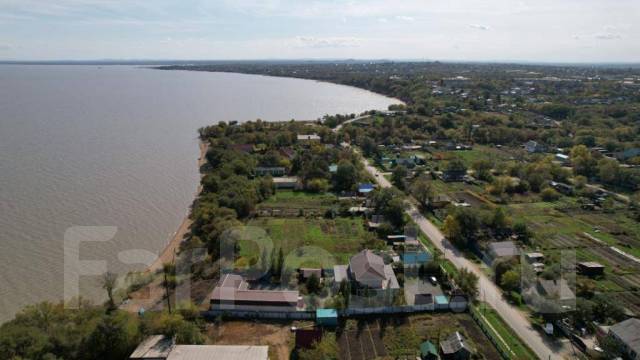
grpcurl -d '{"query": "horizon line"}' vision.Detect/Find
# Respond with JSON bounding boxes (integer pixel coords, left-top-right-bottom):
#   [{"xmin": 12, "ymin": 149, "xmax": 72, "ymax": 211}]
[{"xmin": 1, "ymin": 58, "xmax": 640, "ymax": 67}]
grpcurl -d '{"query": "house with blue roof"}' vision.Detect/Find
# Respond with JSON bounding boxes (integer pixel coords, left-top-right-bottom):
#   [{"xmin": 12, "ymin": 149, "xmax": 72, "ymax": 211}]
[{"xmin": 358, "ymin": 183, "xmax": 375, "ymax": 195}]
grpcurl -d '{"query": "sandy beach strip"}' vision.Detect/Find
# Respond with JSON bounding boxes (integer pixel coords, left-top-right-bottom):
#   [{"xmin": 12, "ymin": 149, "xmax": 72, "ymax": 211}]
[{"xmin": 146, "ymin": 140, "xmax": 208, "ymax": 273}]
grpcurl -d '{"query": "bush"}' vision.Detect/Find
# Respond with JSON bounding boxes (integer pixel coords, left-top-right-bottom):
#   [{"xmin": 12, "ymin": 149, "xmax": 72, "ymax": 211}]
[
  {"xmin": 306, "ymin": 178, "xmax": 329, "ymax": 193},
  {"xmin": 540, "ymin": 187, "xmax": 560, "ymax": 202}
]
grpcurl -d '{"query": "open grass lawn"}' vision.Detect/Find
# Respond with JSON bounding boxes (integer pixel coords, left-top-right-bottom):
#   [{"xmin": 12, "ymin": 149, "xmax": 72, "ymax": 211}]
[
  {"xmin": 259, "ymin": 190, "xmax": 338, "ymax": 210},
  {"xmin": 242, "ymin": 217, "xmax": 366, "ymax": 267}
]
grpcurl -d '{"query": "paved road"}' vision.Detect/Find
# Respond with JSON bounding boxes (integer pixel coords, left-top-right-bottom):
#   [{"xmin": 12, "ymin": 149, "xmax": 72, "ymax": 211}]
[
  {"xmin": 333, "ymin": 114, "xmax": 371, "ymax": 132},
  {"xmin": 361, "ymin": 157, "xmax": 568, "ymax": 360}
]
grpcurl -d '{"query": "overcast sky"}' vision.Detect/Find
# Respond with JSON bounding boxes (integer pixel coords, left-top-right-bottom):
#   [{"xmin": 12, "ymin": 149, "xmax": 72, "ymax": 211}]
[{"xmin": 0, "ymin": 0, "xmax": 638, "ymax": 62}]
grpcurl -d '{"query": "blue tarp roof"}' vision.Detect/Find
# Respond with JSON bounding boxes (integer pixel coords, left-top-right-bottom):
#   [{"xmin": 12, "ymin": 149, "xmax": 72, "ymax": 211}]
[{"xmin": 358, "ymin": 183, "xmax": 375, "ymax": 193}]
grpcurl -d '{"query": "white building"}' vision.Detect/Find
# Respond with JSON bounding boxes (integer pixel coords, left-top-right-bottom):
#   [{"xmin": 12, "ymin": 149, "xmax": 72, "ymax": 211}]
[{"xmin": 130, "ymin": 335, "xmax": 269, "ymax": 360}]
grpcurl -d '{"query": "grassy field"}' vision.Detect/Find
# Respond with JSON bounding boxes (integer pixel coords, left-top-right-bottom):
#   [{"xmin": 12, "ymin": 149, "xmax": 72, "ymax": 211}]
[
  {"xmin": 241, "ymin": 217, "xmax": 367, "ymax": 266},
  {"xmin": 258, "ymin": 190, "xmax": 338, "ymax": 210},
  {"xmin": 472, "ymin": 304, "xmax": 538, "ymax": 360}
]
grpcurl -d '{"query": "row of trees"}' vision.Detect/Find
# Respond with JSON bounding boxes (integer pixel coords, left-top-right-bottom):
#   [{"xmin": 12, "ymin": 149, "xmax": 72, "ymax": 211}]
[{"xmin": 0, "ymin": 301, "xmax": 203, "ymax": 360}]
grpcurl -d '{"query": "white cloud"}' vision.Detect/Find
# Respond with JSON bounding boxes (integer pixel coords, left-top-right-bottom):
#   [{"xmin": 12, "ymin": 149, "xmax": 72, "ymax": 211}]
[
  {"xmin": 377, "ymin": 17, "xmax": 389, "ymax": 23},
  {"xmin": 595, "ymin": 33, "xmax": 621, "ymax": 40},
  {"xmin": 395, "ymin": 15, "xmax": 415, "ymax": 21},
  {"xmin": 294, "ymin": 36, "xmax": 361, "ymax": 48},
  {"xmin": 469, "ymin": 23, "xmax": 490, "ymax": 30}
]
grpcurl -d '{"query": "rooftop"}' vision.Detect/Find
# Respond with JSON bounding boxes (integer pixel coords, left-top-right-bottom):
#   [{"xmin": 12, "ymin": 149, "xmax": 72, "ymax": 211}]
[
  {"xmin": 349, "ymin": 249, "xmax": 386, "ymax": 282},
  {"xmin": 130, "ymin": 335, "xmax": 174, "ymax": 359},
  {"xmin": 440, "ymin": 332, "xmax": 470, "ymax": 355},
  {"xmin": 488, "ymin": 241, "xmax": 520, "ymax": 258},
  {"xmin": 167, "ymin": 345, "xmax": 268, "ymax": 360},
  {"xmin": 297, "ymin": 134, "xmax": 321, "ymax": 141},
  {"xmin": 537, "ymin": 279, "xmax": 575, "ymax": 301},
  {"xmin": 316, "ymin": 308, "xmax": 338, "ymax": 318},
  {"xmin": 211, "ymin": 274, "xmax": 299, "ymax": 304},
  {"xmin": 610, "ymin": 318, "xmax": 640, "ymax": 355},
  {"xmin": 578, "ymin": 261, "xmax": 604, "ymax": 268},
  {"xmin": 130, "ymin": 336, "xmax": 269, "ymax": 360}
]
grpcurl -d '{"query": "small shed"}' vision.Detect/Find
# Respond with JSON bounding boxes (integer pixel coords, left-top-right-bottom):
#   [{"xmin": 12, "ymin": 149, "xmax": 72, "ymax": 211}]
[
  {"xmin": 525, "ymin": 252, "xmax": 544, "ymax": 263},
  {"xmin": 420, "ymin": 341, "xmax": 439, "ymax": 360},
  {"xmin": 316, "ymin": 309, "xmax": 338, "ymax": 327},
  {"xmin": 435, "ymin": 295, "xmax": 450, "ymax": 310},
  {"xmin": 440, "ymin": 332, "xmax": 471, "ymax": 360},
  {"xmin": 577, "ymin": 262, "xmax": 605, "ymax": 277}
]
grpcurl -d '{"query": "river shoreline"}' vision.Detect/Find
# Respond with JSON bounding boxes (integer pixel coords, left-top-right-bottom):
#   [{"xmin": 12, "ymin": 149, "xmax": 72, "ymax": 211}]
[{"xmin": 146, "ymin": 140, "xmax": 207, "ymax": 273}]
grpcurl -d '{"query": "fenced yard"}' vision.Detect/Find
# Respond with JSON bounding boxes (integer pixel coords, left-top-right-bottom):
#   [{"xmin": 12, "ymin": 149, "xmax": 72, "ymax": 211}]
[
  {"xmin": 242, "ymin": 217, "xmax": 367, "ymax": 265},
  {"xmin": 336, "ymin": 313, "xmax": 502, "ymax": 360}
]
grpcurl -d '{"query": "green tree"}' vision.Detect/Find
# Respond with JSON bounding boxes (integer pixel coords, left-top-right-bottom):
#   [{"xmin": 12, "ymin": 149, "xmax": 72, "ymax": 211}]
[
  {"xmin": 540, "ymin": 187, "xmax": 560, "ymax": 202},
  {"xmin": 385, "ymin": 197, "xmax": 407, "ymax": 229},
  {"xmin": 491, "ymin": 207, "xmax": 510, "ymax": 232},
  {"xmin": 513, "ymin": 221, "xmax": 531, "ymax": 244},
  {"xmin": 83, "ymin": 312, "xmax": 141, "ymax": 360},
  {"xmin": 500, "ymin": 270, "xmax": 521, "ymax": 292},
  {"xmin": 392, "ymin": 165, "xmax": 409, "ymax": 190},
  {"xmin": 598, "ymin": 158, "xmax": 621, "ymax": 185},
  {"xmin": 101, "ymin": 272, "xmax": 118, "ymax": 311},
  {"xmin": 306, "ymin": 178, "xmax": 329, "ymax": 193},
  {"xmin": 570, "ymin": 145, "xmax": 597, "ymax": 177},
  {"xmin": 472, "ymin": 159, "xmax": 493, "ymax": 181},
  {"xmin": 454, "ymin": 268, "xmax": 479, "ymax": 299},
  {"xmin": 410, "ymin": 176, "xmax": 433, "ymax": 208},
  {"xmin": 443, "ymin": 208, "xmax": 479, "ymax": 249},
  {"xmin": 446, "ymin": 158, "xmax": 467, "ymax": 173},
  {"xmin": 361, "ymin": 137, "xmax": 376, "ymax": 157},
  {"xmin": 306, "ymin": 273, "xmax": 321, "ymax": 294},
  {"xmin": 334, "ymin": 161, "xmax": 357, "ymax": 192},
  {"xmin": 141, "ymin": 312, "xmax": 204, "ymax": 345}
]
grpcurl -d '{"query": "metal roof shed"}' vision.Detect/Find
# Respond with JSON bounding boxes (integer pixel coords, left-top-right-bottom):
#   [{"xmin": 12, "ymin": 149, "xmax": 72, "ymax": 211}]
[{"xmin": 316, "ymin": 308, "xmax": 338, "ymax": 327}]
